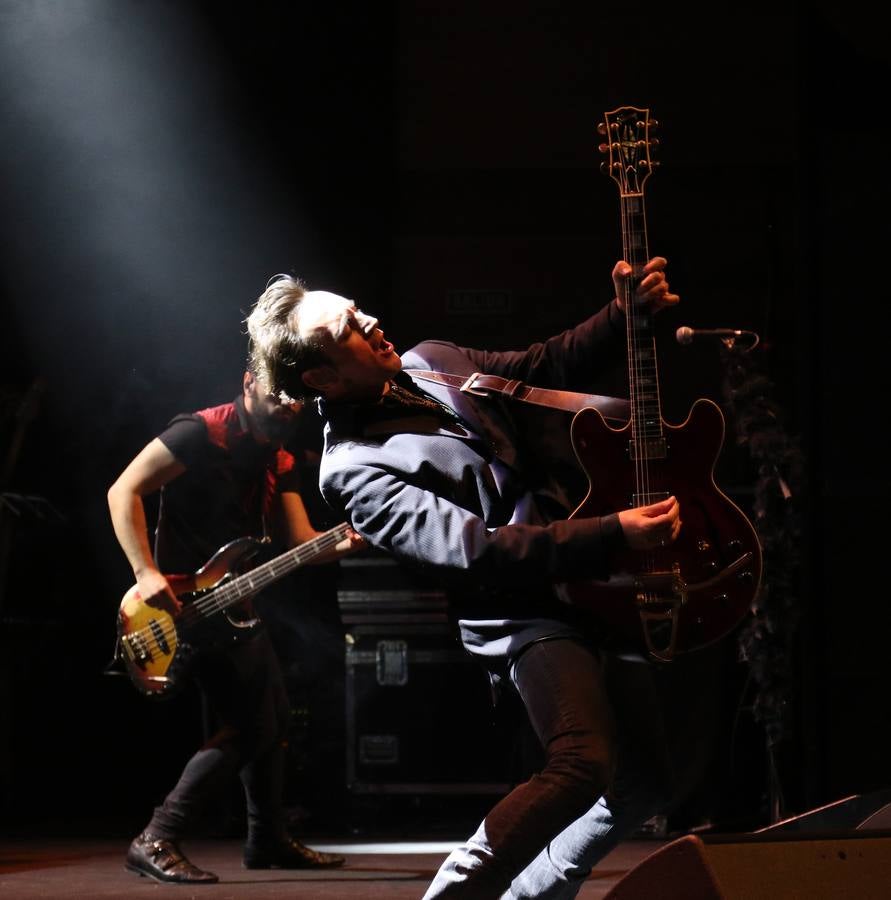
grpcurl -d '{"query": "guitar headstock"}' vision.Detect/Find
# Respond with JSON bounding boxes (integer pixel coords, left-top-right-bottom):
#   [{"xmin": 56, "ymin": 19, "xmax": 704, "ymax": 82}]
[{"xmin": 597, "ymin": 106, "xmax": 659, "ymax": 197}]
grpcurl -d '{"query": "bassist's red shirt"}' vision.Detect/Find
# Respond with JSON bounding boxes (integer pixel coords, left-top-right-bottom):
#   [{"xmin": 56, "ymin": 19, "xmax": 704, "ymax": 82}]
[{"xmin": 153, "ymin": 394, "xmax": 301, "ymax": 576}]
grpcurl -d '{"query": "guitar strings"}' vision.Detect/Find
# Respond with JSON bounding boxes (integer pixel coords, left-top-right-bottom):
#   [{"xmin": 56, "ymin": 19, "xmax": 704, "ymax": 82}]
[
  {"xmin": 124, "ymin": 524, "xmax": 351, "ymax": 662},
  {"xmin": 128, "ymin": 524, "xmax": 350, "ymax": 659},
  {"xmin": 620, "ymin": 186, "xmax": 661, "ymax": 579},
  {"xmin": 183, "ymin": 523, "xmax": 350, "ymax": 622}
]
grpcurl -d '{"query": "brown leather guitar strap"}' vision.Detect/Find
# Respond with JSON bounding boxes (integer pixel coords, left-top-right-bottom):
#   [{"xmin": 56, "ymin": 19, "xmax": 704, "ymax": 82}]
[{"xmin": 404, "ymin": 369, "xmax": 630, "ymax": 425}]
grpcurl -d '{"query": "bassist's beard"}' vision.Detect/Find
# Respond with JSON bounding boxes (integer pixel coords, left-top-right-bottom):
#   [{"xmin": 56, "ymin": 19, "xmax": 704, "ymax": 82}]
[{"xmin": 254, "ymin": 407, "xmax": 299, "ymax": 446}]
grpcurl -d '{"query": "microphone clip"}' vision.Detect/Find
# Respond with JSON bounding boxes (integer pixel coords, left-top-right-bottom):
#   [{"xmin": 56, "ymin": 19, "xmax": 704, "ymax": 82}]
[{"xmin": 676, "ymin": 326, "xmax": 760, "ymax": 352}]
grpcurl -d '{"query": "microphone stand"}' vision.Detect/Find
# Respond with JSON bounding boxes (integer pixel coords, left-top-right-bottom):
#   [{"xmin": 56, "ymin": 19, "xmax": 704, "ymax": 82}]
[{"xmin": 717, "ymin": 336, "xmax": 805, "ymax": 826}]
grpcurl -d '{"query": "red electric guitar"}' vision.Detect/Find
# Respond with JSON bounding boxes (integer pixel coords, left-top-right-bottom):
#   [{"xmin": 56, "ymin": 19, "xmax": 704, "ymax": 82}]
[{"xmin": 559, "ymin": 106, "xmax": 762, "ymax": 661}]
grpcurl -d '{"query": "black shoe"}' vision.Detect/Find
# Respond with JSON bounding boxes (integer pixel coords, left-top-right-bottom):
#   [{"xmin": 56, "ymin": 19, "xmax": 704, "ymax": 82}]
[
  {"xmin": 243, "ymin": 836, "xmax": 345, "ymax": 870},
  {"xmin": 125, "ymin": 831, "xmax": 219, "ymax": 884}
]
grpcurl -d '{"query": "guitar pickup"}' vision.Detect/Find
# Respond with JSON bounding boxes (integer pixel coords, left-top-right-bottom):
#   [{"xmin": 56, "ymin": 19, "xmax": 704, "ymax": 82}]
[
  {"xmin": 629, "ymin": 437, "xmax": 667, "ymax": 460},
  {"xmin": 149, "ymin": 619, "xmax": 171, "ymax": 655}
]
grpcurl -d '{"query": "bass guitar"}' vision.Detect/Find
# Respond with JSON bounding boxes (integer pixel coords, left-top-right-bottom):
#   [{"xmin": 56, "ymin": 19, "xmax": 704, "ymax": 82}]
[
  {"xmin": 115, "ymin": 522, "xmax": 351, "ymax": 698},
  {"xmin": 560, "ymin": 106, "xmax": 762, "ymax": 661}
]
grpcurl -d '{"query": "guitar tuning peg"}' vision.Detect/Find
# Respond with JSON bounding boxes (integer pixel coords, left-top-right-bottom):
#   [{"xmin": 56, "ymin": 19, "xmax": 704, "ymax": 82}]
[
  {"xmin": 650, "ymin": 137, "xmax": 660, "ymax": 148},
  {"xmin": 599, "ymin": 162, "xmax": 609, "ymax": 174},
  {"xmin": 648, "ymin": 119, "xmax": 659, "ymax": 131},
  {"xmin": 597, "ymin": 122, "xmax": 607, "ymax": 135},
  {"xmin": 597, "ymin": 142, "xmax": 609, "ymax": 154}
]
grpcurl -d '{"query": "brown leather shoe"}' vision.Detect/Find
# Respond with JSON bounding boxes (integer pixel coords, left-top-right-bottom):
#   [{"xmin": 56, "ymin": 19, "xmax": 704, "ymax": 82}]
[
  {"xmin": 125, "ymin": 832, "xmax": 218, "ymax": 884},
  {"xmin": 243, "ymin": 836, "xmax": 345, "ymax": 869}
]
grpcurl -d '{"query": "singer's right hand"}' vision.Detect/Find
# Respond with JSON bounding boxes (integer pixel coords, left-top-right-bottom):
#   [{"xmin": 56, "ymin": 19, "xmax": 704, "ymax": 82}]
[{"xmin": 618, "ymin": 496, "xmax": 681, "ymax": 550}]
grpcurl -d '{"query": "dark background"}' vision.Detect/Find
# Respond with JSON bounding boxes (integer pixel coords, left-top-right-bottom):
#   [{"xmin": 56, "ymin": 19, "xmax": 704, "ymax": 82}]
[{"xmin": 1, "ymin": 0, "xmax": 887, "ymax": 837}]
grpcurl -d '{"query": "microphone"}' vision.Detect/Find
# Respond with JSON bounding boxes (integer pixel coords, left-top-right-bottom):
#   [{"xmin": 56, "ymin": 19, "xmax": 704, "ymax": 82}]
[{"xmin": 676, "ymin": 326, "xmax": 759, "ymax": 347}]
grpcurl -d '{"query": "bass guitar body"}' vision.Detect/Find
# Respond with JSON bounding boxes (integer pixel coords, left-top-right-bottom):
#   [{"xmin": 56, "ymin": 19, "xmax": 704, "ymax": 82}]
[
  {"xmin": 562, "ymin": 399, "xmax": 762, "ymax": 660},
  {"xmin": 116, "ymin": 537, "xmax": 263, "ymax": 700}
]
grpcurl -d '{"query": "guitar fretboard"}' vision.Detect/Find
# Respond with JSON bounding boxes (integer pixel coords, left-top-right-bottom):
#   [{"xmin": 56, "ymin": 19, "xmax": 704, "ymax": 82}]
[
  {"xmin": 179, "ymin": 522, "xmax": 352, "ymax": 624},
  {"xmin": 602, "ymin": 105, "xmax": 666, "ymax": 467},
  {"xmin": 620, "ymin": 192, "xmax": 665, "ymax": 462}
]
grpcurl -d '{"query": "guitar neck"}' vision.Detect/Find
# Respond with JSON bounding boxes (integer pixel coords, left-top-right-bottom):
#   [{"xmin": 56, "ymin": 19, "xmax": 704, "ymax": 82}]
[
  {"xmin": 620, "ymin": 191, "xmax": 665, "ymax": 457},
  {"xmin": 600, "ymin": 105, "xmax": 665, "ymax": 462},
  {"xmin": 207, "ymin": 522, "xmax": 351, "ymax": 611}
]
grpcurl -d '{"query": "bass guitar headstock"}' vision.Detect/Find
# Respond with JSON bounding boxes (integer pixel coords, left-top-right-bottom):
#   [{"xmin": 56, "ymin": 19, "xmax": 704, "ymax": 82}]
[{"xmin": 597, "ymin": 106, "xmax": 660, "ymax": 197}]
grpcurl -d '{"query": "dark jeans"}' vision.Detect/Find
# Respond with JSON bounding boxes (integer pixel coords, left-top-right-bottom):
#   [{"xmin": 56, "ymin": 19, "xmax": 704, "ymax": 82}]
[
  {"xmin": 423, "ymin": 637, "xmax": 673, "ymax": 899},
  {"xmin": 146, "ymin": 627, "xmax": 290, "ymax": 847}
]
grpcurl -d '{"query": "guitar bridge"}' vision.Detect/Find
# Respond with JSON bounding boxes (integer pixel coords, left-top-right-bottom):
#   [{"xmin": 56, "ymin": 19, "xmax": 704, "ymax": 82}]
[
  {"xmin": 122, "ymin": 631, "xmax": 153, "ymax": 665},
  {"xmin": 633, "ymin": 565, "xmax": 686, "ymax": 606},
  {"xmin": 631, "ymin": 490, "xmax": 671, "ymax": 507}
]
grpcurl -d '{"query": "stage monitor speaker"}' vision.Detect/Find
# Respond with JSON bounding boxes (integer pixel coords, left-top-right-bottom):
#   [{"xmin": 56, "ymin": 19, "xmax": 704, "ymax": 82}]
[
  {"xmin": 858, "ymin": 802, "xmax": 891, "ymax": 830},
  {"xmin": 602, "ymin": 832, "xmax": 891, "ymax": 899},
  {"xmin": 755, "ymin": 789, "xmax": 891, "ymax": 834}
]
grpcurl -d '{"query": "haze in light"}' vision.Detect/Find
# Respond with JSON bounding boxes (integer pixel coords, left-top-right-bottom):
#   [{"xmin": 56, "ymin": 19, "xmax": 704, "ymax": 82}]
[{"xmin": 0, "ymin": 0, "xmax": 313, "ymax": 419}]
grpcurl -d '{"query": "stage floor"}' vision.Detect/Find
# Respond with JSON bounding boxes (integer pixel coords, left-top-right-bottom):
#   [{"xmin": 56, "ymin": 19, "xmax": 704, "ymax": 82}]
[{"xmin": 0, "ymin": 835, "xmax": 666, "ymax": 898}]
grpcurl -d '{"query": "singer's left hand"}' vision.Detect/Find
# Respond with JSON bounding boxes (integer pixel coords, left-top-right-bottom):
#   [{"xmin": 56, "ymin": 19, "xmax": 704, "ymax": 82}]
[{"xmin": 614, "ymin": 257, "xmax": 679, "ymax": 313}]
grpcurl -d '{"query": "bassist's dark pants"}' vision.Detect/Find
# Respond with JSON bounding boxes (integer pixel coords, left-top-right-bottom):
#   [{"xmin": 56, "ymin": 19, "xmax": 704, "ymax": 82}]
[{"xmin": 145, "ymin": 626, "xmax": 291, "ymax": 848}]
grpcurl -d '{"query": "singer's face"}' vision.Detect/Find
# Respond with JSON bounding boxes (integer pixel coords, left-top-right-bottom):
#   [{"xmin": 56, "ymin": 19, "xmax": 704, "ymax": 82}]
[{"xmin": 299, "ymin": 291, "xmax": 402, "ymax": 400}]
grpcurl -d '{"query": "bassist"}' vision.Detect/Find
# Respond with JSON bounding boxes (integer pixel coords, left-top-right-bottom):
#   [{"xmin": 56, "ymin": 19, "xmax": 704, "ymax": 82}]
[{"xmin": 106, "ymin": 363, "xmax": 362, "ymax": 883}]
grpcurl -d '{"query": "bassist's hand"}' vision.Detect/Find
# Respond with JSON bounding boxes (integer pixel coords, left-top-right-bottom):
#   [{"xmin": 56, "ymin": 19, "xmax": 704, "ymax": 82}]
[
  {"xmin": 336, "ymin": 528, "xmax": 368, "ymax": 555},
  {"xmin": 618, "ymin": 496, "xmax": 681, "ymax": 551},
  {"xmin": 135, "ymin": 567, "xmax": 182, "ymax": 616},
  {"xmin": 613, "ymin": 257, "xmax": 679, "ymax": 313}
]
